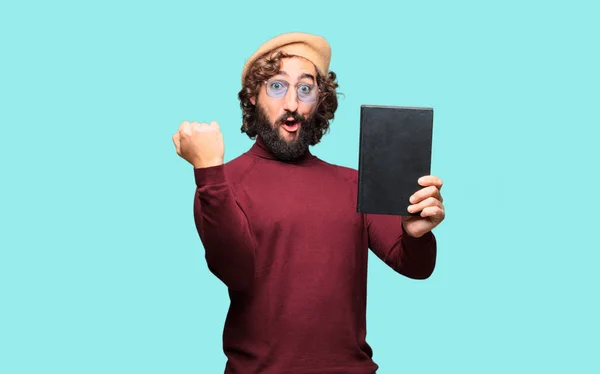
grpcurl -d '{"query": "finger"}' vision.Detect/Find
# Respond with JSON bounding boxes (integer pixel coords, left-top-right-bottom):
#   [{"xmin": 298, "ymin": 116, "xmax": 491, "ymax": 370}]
[
  {"xmin": 418, "ymin": 175, "xmax": 443, "ymax": 190},
  {"xmin": 410, "ymin": 185, "xmax": 443, "ymax": 204},
  {"xmin": 408, "ymin": 196, "xmax": 443, "ymax": 214},
  {"xmin": 420, "ymin": 205, "xmax": 445, "ymax": 221},
  {"xmin": 192, "ymin": 122, "xmax": 212, "ymax": 133},
  {"xmin": 179, "ymin": 121, "xmax": 190, "ymax": 132},
  {"xmin": 210, "ymin": 120, "xmax": 220, "ymax": 130},
  {"xmin": 181, "ymin": 121, "xmax": 193, "ymax": 136}
]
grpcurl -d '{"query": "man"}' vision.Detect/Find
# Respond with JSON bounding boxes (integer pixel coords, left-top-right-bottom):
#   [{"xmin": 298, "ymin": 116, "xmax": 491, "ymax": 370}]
[{"xmin": 172, "ymin": 32, "xmax": 445, "ymax": 374}]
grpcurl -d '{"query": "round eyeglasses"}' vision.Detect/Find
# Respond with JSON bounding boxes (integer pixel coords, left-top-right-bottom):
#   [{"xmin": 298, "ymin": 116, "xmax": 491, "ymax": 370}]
[{"xmin": 264, "ymin": 78, "xmax": 319, "ymax": 103}]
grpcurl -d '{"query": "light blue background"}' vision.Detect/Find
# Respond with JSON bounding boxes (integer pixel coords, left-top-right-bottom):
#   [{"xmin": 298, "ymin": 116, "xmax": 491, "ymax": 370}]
[{"xmin": 1, "ymin": 0, "xmax": 598, "ymax": 373}]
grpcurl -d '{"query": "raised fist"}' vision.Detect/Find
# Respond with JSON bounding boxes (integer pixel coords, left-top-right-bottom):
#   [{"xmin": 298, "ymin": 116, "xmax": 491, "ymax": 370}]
[{"xmin": 172, "ymin": 121, "xmax": 224, "ymax": 169}]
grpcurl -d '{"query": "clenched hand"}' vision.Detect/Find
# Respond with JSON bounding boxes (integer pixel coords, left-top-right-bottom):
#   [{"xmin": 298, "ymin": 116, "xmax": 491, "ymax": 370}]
[{"xmin": 172, "ymin": 121, "xmax": 224, "ymax": 169}]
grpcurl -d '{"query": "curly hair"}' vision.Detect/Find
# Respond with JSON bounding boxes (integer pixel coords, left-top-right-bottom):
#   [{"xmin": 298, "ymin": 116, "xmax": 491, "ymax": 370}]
[{"xmin": 238, "ymin": 51, "xmax": 340, "ymax": 146}]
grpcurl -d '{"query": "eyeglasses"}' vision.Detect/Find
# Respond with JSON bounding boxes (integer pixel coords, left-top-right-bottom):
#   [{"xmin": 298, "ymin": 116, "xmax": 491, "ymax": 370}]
[{"xmin": 264, "ymin": 78, "xmax": 319, "ymax": 103}]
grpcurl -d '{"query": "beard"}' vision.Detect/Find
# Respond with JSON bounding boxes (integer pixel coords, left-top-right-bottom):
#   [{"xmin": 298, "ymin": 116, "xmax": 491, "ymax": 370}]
[{"xmin": 253, "ymin": 104, "xmax": 317, "ymax": 162}]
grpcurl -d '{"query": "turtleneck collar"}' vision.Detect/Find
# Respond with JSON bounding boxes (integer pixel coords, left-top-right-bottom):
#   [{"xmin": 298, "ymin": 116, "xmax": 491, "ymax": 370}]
[{"xmin": 246, "ymin": 135, "xmax": 318, "ymax": 164}]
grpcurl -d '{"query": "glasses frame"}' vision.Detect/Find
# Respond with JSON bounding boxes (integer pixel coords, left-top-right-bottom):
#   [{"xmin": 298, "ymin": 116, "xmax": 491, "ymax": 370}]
[{"xmin": 263, "ymin": 78, "xmax": 320, "ymax": 103}]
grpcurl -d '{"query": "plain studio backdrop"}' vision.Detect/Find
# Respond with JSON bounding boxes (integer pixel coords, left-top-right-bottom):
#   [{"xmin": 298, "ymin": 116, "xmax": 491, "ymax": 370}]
[{"xmin": 1, "ymin": 1, "xmax": 598, "ymax": 373}]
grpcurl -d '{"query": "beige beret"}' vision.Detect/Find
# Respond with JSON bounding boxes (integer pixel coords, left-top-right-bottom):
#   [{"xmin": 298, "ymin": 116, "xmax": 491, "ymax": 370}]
[{"xmin": 241, "ymin": 32, "xmax": 331, "ymax": 84}]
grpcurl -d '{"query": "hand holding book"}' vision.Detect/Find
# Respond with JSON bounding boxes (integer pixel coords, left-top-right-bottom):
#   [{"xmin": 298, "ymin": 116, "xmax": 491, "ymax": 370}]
[{"xmin": 403, "ymin": 175, "xmax": 445, "ymax": 238}]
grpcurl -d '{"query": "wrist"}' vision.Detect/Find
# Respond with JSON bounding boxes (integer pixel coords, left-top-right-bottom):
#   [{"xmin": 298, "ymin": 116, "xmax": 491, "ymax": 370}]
[
  {"xmin": 401, "ymin": 220, "xmax": 423, "ymax": 238},
  {"xmin": 193, "ymin": 159, "xmax": 223, "ymax": 169}
]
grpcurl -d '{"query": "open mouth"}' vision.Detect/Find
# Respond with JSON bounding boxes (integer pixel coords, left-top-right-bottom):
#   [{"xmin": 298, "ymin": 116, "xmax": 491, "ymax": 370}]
[{"xmin": 281, "ymin": 119, "xmax": 299, "ymax": 132}]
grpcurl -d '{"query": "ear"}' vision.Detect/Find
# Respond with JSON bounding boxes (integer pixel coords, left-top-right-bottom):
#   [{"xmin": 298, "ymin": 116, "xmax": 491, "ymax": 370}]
[{"xmin": 250, "ymin": 95, "xmax": 256, "ymax": 106}]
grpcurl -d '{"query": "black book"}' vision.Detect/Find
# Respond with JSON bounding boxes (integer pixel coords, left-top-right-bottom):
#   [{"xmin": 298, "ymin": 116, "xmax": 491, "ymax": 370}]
[{"xmin": 357, "ymin": 105, "xmax": 434, "ymax": 216}]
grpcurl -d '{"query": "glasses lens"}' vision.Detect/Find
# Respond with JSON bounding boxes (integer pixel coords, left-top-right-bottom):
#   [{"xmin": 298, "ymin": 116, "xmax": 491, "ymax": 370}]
[
  {"xmin": 266, "ymin": 79, "xmax": 288, "ymax": 98},
  {"xmin": 265, "ymin": 79, "xmax": 318, "ymax": 102},
  {"xmin": 297, "ymin": 84, "xmax": 317, "ymax": 103}
]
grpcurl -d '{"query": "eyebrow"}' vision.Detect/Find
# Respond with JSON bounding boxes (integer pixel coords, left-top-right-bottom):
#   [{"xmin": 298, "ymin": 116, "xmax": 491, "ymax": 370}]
[
  {"xmin": 299, "ymin": 73, "xmax": 315, "ymax": 83},
  {"xmin": 275, "ymin": 70, "xmax": 315, "ymax": 83}
]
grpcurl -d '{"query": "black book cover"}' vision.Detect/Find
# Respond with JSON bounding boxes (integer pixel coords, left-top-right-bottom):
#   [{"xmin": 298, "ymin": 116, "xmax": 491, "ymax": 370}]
[{"xmin": 357, "ymin": 105, "xmax": 434, "ymax": 216}]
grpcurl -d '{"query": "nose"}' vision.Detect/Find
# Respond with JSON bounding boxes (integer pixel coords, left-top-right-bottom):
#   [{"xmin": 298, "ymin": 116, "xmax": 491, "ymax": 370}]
[{"xmin": 282, "ymin": 87, "xmax": 299, "ymax": 113}]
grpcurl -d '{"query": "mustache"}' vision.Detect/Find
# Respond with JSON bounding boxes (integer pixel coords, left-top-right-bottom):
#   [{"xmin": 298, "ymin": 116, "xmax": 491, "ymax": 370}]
[{"xmin": 278, "ymin": 111, "xmax": 306, "ymax": 124}]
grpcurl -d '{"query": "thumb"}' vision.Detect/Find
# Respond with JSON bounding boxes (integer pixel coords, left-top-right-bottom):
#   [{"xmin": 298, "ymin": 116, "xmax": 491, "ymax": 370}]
[{"xmin": 172, "ymin": 133, "xmax": 181, "ymax": 155}]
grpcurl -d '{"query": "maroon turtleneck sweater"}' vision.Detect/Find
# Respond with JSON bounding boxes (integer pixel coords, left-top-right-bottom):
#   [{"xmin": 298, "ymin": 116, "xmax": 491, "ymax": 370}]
[{"xmin": 192, "ymin": 136, "xmax": 436, "ymax": 374}]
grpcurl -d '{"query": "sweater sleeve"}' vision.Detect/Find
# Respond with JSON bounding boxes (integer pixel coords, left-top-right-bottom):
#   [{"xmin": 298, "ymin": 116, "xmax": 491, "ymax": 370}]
[
  {"xmin": 365, "ymin": 213, "xmax": 437, "ymax": 279},
  {"xmin": 193, "ymin": 164, "xmax": 256, "ymax": 291}
]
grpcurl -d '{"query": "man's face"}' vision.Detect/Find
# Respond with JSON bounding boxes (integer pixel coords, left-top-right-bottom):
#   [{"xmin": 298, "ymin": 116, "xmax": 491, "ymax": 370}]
[{"xmin": 251, "ymin": 57, "xmax": 319, "ymax": 161}]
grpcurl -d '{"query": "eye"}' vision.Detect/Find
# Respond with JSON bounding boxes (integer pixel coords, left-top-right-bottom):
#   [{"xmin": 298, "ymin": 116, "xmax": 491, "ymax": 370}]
[
  {"xmin": 269, "ymin": 81, "xmax": 285, "ymax": 91},
  {"xmin": 299, "ymin": 84, "xmax": 312, "ymax": 93}
]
